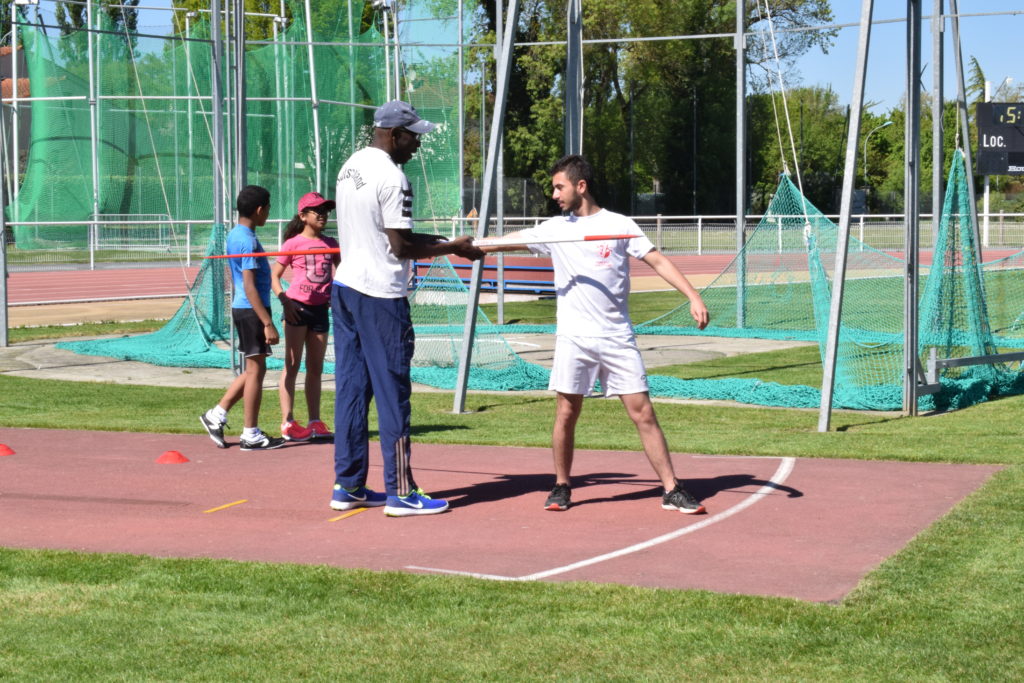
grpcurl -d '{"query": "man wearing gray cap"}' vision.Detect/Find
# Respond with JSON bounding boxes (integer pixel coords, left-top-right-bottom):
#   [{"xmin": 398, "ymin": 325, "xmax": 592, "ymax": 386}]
[{"xmin": 330, "ymin": 100, "xmax": 483, "ymax": 517}]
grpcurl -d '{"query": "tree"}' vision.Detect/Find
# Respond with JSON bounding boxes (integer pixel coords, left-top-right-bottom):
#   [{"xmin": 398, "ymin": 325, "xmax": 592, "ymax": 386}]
[
  {"xmin": 747, "ymin": 86, "xmax": 848, "ymax": 213},
  {"xmin": 465, "ymin": 0, "xmax": 835, "ymax": 215},
  {"xmin": 55, "ymin": 0, "xmax": 140, "ymax": 37}
]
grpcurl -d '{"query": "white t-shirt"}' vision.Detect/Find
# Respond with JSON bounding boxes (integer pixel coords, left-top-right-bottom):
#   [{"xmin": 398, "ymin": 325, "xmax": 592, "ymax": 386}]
[
  {"xmin": 517, "ymin": 209, "xmax": 655, "ymax": 337},
  {"xmin": 333, "ymin": 146, "xmax": 415, "ymax": 298}
]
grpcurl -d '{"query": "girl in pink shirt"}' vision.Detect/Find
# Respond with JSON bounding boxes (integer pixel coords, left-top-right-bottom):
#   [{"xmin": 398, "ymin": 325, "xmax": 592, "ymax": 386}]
[{"xmin": 271, "ymin": 192, "xmax": 341, "ymax": 441}]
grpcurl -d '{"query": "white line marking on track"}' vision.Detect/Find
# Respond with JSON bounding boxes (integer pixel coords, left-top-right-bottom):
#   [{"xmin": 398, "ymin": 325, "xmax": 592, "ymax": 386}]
[{"xmin": 407, "ymin": 456, "xmax": 796, "ymax": 582}]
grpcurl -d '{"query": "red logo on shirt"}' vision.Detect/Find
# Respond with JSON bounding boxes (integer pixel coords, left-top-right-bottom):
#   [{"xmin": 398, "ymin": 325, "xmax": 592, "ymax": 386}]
[{"xmin": 597, "ymin": 243, "xmax": 612, "ymax": 259}]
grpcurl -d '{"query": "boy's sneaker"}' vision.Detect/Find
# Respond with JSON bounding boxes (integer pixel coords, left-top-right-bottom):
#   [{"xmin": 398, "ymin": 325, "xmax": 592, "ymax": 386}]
[
  {"xmin": 239, "ymin": 432, "xmax": 286, "ymax": 451},
  {"xmin": 281, "ymin": 420, "xmax": 313, "ymax": 442},
  {"xmin": 199, "ymin": 413, "xmax": 227, "ymax": 448},
  {"xmin": 544, "ymin": 483, "xmax": 571, "ymax": 511},
  {"xmin": 662, "ymin": 483, "xmax": 706, "ymax": 515},
  {"xmin": 384, "ymin": 490, "xmax": 449, "ymax": 517},
  {"xmin": 330, "ymin": 484, "xmax": 387, "ymax": 511},
  {"xmin": 307, "ymin": 420, "xmax": 334, "ymax": 439}
]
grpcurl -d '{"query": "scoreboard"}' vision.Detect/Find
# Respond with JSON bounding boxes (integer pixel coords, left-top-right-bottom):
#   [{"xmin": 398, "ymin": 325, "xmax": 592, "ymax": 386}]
[{"xmin": 976, "ymin": 102, "xmax": 1024, "ymax": 175}]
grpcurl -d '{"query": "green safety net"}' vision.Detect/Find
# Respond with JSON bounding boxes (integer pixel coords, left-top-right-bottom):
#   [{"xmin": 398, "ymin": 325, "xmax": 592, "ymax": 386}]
[
  {"xmin": 636, "ymin": 150, "xmax": 1024, "ymax": 411},
  {"xmin": 59, "ymin": 150, "xmax": 1024, "ymax": 412},
  {"xmin": 57, "ymin": 232, "xmax": 553, "ymax": 388},
  {"xmin": 57, "ymin": 224, "xmax": 243, "ymax": 369},
  {"xmin": 7, "ymin": 0, "xmax": 460, "ymax": 251},
  {"xmin": 408, "ymin": 258, "xmax": 551, "ymax": 391}
]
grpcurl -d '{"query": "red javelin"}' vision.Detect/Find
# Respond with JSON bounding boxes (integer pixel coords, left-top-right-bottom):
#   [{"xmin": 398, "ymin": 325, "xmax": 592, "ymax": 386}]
[{"xmin": 203, "ymin": 234, "xmax": 638, "ymax": 259}]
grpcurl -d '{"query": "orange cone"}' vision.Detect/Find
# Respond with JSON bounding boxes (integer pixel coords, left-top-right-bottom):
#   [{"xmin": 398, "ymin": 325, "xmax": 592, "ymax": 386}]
[
  {"xmin": 0, "ymin": 444, "xmax": 14, "ymax": 456},
  {"xmin": 156, "ymin": 450, "xmax": 189, "ymax": 464}
]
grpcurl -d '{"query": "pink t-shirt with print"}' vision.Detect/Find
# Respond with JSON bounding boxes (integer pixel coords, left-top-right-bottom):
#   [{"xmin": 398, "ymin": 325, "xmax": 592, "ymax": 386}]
[{"xmin": 276, "ymin": 234, "xmax": 340, "ymax": 305}]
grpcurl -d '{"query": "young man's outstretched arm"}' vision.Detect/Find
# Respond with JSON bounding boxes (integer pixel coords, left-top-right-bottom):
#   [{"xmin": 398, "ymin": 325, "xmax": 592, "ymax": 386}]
[{"xmin": 641, "ymin": 249, "xmax": 710, "ymax": 330}]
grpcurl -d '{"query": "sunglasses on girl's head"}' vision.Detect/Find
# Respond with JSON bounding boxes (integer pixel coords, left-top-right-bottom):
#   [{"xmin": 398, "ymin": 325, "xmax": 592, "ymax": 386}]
[{"xmin": 305, "ymin": 207, "xmax": 331, "ymax": 217}]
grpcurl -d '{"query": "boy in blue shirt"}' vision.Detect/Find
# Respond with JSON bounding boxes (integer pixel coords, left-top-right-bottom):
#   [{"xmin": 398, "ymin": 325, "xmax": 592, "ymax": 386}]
[{"xmin": 200, "ymin": 185, "xmax": 286, "ymax": 451}]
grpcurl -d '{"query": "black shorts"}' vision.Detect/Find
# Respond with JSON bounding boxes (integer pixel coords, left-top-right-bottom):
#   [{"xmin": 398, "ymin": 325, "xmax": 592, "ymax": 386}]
[
  {"xmin": 282, "ymin": 299, "xmax": 330, "ymax": 334},
  {"xmin": 232, "ymin": 308, "xmax": 273, "ymax": 358}
]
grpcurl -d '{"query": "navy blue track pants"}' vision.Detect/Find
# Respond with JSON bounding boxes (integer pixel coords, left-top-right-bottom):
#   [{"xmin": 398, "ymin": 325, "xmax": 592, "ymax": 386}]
[{"xmin": 331, "ymin": 283, "xmax": 416, "ymax": 496}]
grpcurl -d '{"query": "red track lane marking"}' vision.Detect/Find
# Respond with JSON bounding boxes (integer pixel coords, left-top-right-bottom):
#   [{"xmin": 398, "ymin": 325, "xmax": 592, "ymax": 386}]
[{"xmin": 407, "ymin": 456, "xmax": 796, "ymax": 581}]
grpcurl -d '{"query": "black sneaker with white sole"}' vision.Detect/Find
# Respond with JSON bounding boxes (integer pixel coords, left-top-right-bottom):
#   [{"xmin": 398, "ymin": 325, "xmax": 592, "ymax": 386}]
[
  {"xmin": 199, "ymin": 413, "xmax": 227, "ymax": 448},
  {"xmin": 544, "ymin": 483, "xmax": 571, "ymax": 511},
  {"xmin": 239, "ymin": 432, "xmax": 286, "ymax": 451},
  {"xmin": 662, "ymin": 483, "xmax": 706, "ymax": 514}
]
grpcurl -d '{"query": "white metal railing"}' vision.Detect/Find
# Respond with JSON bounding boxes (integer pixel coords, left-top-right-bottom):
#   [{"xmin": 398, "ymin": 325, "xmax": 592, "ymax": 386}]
[
  {"xmin": 422, "ymin": 213, "xmax": 1024, "ymax": 255},
  {"xmin": 6, "ymin": 213, "xmax": 1024, "ymax": 273}
]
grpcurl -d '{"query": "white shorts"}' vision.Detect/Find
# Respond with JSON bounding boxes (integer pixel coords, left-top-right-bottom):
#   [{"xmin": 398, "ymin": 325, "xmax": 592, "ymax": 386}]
[{"xmin": 548, "ymin": 334, "xmax": 649, "ymax": 397}]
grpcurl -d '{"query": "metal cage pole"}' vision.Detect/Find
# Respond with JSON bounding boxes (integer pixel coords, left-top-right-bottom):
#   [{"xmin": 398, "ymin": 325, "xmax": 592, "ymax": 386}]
[
  {"xmin": 10, "ymin": 3, "xmax": 19, "ymax": 219},
  {"xmin": 1, "ymin": 127, "xmax": 7, "ymax": 348},
  {"xmin": 903, "ymin": 0, "xmax": 923, "ymax": 416},
  {"xmin": 382, "ymin": 3, "xmax": 391, "ymax": 100},
  {"xmin": 949, "ymin": 0, "xmax": 983, "ymax": 268},
  {"xmin": 272, "ymin": 14, "xmax": 285, "ymax": 230},
  {"xmin": 565, "ymin": 0, "xmax": 582, "ymax": 155},
  {"xmin": 210, "ymin": 0, "xmax": 237, "ymax": 373},
  {"xmin": 391, "ymin": 0, "xmax": 401, "ymax": 98},
  {"xmin": 817, "ymin": 0, "xmax": 874, "ymax": 432},
  {"xmin": 233, "ymin": 0, "xmax": 247, "ymax": 191},
  {"xmin": 452, "ymin": 0, "xmax": 521, "ymax": 414},
  {"xmin": 348, "ymin": 0, "xmax": 356, "ymax": 153},
  {"xmin": 87, "ymin": 0, "xmax": 101, "ymax": 271},
  {"xmin": 457, "ymin": 0, "xmax": 464, "ymax": 212},
  {"xmin": 931, "ymin": 0, "xmax": 944, "ymax": 243},
  {"xmin": 303, "ymin": 0, "xmax": 322, "ymax": 190},
  {"xmin": 734, "ymin": 0, "xmax": 746, "ymax": 328}
]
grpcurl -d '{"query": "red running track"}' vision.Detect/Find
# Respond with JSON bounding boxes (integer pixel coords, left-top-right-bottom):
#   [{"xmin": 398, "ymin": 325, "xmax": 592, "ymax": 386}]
[
  {"xmin": 0, "ymin": 428, "xmax": 1000, "ymax": 602},
  {"xmin": 7, "ymin": 249, "xmax": 1018, "ymax": 305},
  {"xmin": 7, "ymin": 267, "xmax": 200, "ymax": 305}
]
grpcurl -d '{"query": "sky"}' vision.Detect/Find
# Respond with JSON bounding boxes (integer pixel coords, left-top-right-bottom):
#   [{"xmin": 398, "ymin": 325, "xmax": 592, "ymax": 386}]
[
  {"xmin": 790, "ymin": 2, "xmax": 1024, "ymax": 113},
  {"xmin": 24, "ymin": 0, "xmax": 1024, "ymax": 115}
]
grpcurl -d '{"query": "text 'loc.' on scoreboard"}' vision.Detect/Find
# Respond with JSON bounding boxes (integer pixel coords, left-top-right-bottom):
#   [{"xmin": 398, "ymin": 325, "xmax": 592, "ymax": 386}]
[{"xmin": 976, "ymin": 102, "xmax": 1024, "ymax": 175}]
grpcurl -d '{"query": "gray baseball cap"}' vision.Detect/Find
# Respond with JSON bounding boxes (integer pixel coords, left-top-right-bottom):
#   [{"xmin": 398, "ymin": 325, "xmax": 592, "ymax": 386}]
[{"xmin": 373, "ymin": 100, "xmax": 436, "ymax": 135}]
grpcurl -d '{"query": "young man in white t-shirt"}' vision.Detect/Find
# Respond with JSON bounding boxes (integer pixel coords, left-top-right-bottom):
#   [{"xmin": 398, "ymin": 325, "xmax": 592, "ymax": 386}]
[
  {"xmin": 330, "ymin": 100, "xmax": 484, "ymax": 517},
  {"xmin": 483, "ymin": 154, "xmax": 710, "ymax": 514}
]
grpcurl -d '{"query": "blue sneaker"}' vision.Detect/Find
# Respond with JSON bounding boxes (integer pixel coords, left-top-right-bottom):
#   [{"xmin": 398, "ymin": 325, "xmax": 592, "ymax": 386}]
[
  {"xmin": 330, "ymin": 484, "xmax": 387, "ymax": 511},
  {"xmin": 384, "ymin": 490, "xmax": 449, "ymax": 517}
]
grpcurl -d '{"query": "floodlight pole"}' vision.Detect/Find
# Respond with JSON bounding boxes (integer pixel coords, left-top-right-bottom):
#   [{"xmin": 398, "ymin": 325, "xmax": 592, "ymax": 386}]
[
  {"xmin": 903, "ymin": 0, "xmax": 922, "ymax": 417},
  {"xmin": 452, "ymin": 0, "xmax": 521, "ymax": 414},
  {"xmin": 734, "ymin": 0, "xmax": 746, "ymax": 328},
  {"xmin": 817, "ymin": 0, "xmax": 874, "ymax": 432}
]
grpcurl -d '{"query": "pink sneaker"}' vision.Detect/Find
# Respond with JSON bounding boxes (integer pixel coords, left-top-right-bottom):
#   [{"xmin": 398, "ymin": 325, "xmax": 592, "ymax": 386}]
[
  {"xmin": 307, "ymin": 420, "xmax": 334, "ymax": 439},
  {"xmin": 281, "ymin": 420, "xmax": 313, "ymax": 442}
]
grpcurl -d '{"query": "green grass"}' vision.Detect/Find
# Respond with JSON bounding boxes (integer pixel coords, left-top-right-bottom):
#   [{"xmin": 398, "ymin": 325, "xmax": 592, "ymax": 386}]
[
  {"xmin": 7, "ymin": 319, "xmax": 167, "ymax": 344},
  {"xmin": 2, "ymin": 327, "xmax": 1023, "ymax": 677}
]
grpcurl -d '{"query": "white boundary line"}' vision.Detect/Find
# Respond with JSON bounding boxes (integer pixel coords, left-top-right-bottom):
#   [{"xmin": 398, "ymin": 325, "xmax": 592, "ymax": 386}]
[{"xmin": 407, "ymin": 456, "xmax": 796, "ymax": 582}]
